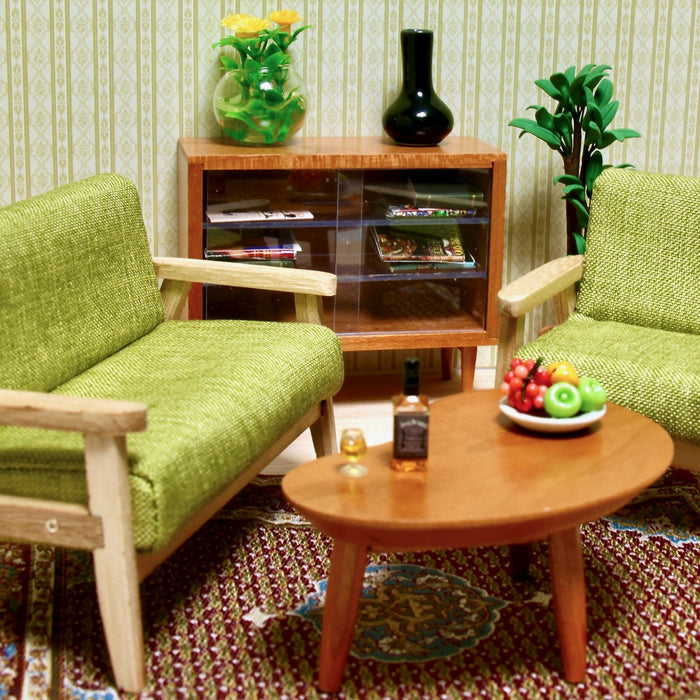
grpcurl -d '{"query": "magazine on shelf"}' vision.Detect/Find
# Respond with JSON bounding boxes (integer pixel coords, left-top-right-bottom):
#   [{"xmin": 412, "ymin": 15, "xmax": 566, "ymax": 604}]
[
  {"xmin": 366, "ymin": 176, "xmax": 486, "ymax": 211},
  {"xmin": 207, "ymin": 202, "xmax": 313, "ymax": 223},
  {"xmin": 385, "ymin": 204, "xmax": 480, "ymax": 218},
  {"xmin": 371, "ymin": 222, "xmax": 466, "ymax": 263},
  {"xmin": 386, "ymin": 250, "xmax": 476, "ymax": 272},
  {"xmin": 205, "ymin": 230, "xmax": 301, "ymax": 261}
]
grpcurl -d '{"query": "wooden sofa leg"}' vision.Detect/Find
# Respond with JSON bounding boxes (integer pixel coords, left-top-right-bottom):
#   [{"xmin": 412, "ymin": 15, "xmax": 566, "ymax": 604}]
[
  {"xmin": 84, "ymin": 433, "xmax": 146, "ymax": 693},
  {"xmin": 310, "ymin": 398, "xmax": 338, "ymax": 456}
]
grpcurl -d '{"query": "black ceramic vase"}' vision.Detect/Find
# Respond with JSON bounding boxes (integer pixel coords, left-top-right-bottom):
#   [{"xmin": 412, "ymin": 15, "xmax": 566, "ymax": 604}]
[{"xmin": 382, "ymin": 29, "xmax": 454, "ymax": 146}]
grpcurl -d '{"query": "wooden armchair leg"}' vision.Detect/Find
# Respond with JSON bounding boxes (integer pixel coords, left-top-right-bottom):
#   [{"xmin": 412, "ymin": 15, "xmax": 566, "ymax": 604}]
[
  {"xmin": 310, "ymin": 398, "xmax": 338, "ymax": 456},
  {"xmin": 93, "ymin": 548, "xmax": 145, "ymax": 692},
  {"xmin": 85, "ymin": 433, "xmax": 146, "ymax": 693}
]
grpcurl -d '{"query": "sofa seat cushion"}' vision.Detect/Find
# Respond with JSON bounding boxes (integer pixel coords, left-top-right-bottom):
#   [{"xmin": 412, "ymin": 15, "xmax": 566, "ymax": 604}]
[
  {"xmin": 0, "ymin": 319, "xmax": 344, "ymax": 553},
  {"xmin": 517, "ymin": 312, "xmax": 700, "ymax": 446}
]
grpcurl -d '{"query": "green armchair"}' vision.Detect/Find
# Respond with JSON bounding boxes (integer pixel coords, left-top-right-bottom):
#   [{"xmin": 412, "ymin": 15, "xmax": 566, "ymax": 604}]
[
  {"xmin": 0, "ymin": 174, "xmax": 345, "ymax": 691},
  {"xmin": 497, "ymin": 168, "xmax": 700, "ymax": 470}
]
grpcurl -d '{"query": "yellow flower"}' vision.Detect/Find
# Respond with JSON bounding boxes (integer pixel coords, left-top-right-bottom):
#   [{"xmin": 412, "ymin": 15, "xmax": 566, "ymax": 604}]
[
  {"xmin": 234, "ymin": 16, "xmax": 271, "ymax": 36},
  {"xmin": 268, "ymin": 10, "xmax": 302, "ymax": 26},
  {"xmin": 221, "ymin": 13, "xmax": 249, "ymax": 30}
]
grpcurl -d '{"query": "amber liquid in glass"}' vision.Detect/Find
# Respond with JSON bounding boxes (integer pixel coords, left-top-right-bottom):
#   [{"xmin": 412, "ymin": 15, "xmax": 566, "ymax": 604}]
[{"xmin": 339, "ymin": 428, "xmax": 368, "ymax": 478}]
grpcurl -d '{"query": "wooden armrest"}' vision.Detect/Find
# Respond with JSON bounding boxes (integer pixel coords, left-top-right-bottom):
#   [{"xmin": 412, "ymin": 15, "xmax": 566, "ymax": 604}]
[
  {"xmin": 153, "ymin": 257, "xmax": 337, "ymax": 296},
  {"xmin": 498, "ymin": 255, "xmax": 584, "ymax": 318},
  {"xmin": 0, "ymin": 389, "xmax": 147, "ymax": 435}
]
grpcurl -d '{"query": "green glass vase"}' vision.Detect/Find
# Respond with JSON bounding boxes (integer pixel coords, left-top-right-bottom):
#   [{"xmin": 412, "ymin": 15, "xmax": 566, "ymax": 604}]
[{"xmin": 213, "ymin": 64, "xmax": 307, "ymax": 146}]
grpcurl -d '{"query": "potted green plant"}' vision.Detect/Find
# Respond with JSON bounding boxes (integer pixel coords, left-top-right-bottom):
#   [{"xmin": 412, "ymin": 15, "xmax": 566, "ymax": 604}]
[{"xmin": 509, "ymin": 64, "xmax": 641, "ymax": 254}]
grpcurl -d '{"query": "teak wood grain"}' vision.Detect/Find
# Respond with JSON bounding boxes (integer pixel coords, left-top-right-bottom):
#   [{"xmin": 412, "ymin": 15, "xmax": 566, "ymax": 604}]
[
  {"xmin": 177, "ymin": 136, "xmax": 507, "ymax": 390},
  {"xmin": 282, "ymin": 388, "xmax": 673, "ymax": 692}
]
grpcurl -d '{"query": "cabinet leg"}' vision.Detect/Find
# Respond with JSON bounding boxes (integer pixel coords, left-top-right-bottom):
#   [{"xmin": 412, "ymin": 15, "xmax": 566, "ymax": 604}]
[
  {"xmin": 460, "ymin": 346, "xmax": 477, "ymax": 391},
  {"xmin": 548, "ymin": 527, "xmax": 587, "ymax": 683},
  {"xmin": 440, "ymin": 348, "xmax": 454, "ymax": 380},
  {"xmin": 318, "ymin": 540, "xmax": 368, "ymax": 693}
]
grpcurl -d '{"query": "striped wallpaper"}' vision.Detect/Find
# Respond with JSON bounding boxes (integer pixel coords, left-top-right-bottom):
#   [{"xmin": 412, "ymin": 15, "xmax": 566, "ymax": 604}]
[{"xmin": 1, "ymin": 0, "xmax": 699, "ymax": 369}]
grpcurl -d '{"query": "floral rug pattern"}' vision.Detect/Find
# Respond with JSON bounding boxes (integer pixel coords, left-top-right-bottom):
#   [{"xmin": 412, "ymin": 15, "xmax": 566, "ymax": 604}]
[
  {"xmin": 293, "ymin": 564, "xmax": 507, "ymax": 662},
  {"xmin": 604, "ymin": 468, "xmax": 700, "ymax": 545}
]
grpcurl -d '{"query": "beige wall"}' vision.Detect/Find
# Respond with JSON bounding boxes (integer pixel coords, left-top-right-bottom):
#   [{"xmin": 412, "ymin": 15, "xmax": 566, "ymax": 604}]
[{"xmin": 2, "ymin": 1, "xmax": 698, "ymax": 368}]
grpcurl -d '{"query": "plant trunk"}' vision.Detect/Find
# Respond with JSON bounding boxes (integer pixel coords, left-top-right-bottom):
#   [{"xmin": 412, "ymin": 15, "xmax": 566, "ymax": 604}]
[{"xmin": 562, "ymin": 138, "xmax": 582, "ymax": 255}]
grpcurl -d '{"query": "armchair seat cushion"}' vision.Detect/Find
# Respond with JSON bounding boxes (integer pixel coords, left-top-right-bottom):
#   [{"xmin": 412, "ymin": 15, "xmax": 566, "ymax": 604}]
[
  {"xmin": 517, "ymin": 312, "xmax": 700, "ymax": 446},
  {"xmin": 0, "ymin": 319, "xmax": 344, "ymax": 553}
]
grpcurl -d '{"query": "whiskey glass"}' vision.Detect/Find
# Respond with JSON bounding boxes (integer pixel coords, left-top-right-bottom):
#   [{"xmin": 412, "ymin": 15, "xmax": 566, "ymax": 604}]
[{"xmin": 338, "ymin": 428, "xmax": 368, "ymax": 478}]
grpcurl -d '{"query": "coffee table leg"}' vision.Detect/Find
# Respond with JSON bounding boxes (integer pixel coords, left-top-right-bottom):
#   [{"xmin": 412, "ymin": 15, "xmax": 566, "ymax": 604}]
[
  {"xmin": 318, "ymin": 539, "xmax": 368, "ymax": 693},
  {"xmin": 548, "ymin": 527, "xmax": 587, "ymax": 683},
  {"xmin": 509, "ymin": 543, "xmax": 531, "ymax": 580}
]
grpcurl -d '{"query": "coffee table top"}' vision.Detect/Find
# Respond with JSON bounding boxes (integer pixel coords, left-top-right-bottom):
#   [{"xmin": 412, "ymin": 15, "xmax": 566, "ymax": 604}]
[{"xmin": 282, "ymin": 389, "xmax": 674, "ymax": 549}]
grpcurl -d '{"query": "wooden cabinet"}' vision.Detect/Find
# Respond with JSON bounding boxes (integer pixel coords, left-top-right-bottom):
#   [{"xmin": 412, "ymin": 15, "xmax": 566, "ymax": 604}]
[{"xmin": 178, "ymin": 137, "xmax": 506, "ymax": 390}]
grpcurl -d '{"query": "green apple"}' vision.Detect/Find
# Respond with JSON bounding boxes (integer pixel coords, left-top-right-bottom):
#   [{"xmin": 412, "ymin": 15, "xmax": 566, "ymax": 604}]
[
  {"xmin": 578, "ymin": 376, "xmax": 607, "ymax": 412},
  {"xmin": 543, "ymin": 382, "xmax": 582, "ymax": 418}
]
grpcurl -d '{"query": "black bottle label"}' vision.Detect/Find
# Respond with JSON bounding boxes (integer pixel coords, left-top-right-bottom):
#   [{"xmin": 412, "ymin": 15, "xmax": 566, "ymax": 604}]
[{"xmin": 393, "ymin": 415, "xmax": 429, "ymax": 459}]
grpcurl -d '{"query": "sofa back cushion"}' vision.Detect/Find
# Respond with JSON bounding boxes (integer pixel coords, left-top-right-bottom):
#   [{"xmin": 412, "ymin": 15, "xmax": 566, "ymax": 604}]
[
  {"xmin": 576, "ymin": 169, "xmax": 700, "ymax": 335},
  {"xmin": 0, "ymin": 174, "xmax": 164, "ymax": 392}
]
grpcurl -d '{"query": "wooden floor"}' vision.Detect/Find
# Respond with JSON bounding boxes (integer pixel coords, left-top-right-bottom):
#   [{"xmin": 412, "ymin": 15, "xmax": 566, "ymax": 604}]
[{"xmin": 263, "ymin": 367, "xmax": 496, "ymax": 475}]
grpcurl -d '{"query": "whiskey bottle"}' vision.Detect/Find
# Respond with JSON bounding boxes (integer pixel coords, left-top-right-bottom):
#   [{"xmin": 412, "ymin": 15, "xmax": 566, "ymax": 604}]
[{"xmin": 391, "ymin": 357, "xmax": 429, "ymax": 472}]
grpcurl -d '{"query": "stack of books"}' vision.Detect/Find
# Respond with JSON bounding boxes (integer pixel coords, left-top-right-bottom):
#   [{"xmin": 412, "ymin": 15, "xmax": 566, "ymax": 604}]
[{"xmin": 205, "ymin": 229, "xmax": 301, "ymax": 267}]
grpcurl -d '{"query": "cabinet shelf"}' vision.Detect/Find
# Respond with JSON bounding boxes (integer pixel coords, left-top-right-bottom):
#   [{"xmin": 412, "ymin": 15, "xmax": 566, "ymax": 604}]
[{"xmin": 179, "ymin": 136, "xmax": 506, "ymax": 390}]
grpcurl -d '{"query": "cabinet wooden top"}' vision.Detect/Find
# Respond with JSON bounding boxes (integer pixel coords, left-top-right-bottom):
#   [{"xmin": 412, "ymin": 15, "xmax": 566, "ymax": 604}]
[{"xmin": 178, "ymin": 136, "xmax": 507, "ymax": 171}]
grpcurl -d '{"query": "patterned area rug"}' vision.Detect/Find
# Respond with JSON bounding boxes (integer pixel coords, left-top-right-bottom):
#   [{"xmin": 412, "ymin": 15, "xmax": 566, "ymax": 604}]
[{"xmin": 0, "ymin": 468, "xmax": 699, "ymax": 699}]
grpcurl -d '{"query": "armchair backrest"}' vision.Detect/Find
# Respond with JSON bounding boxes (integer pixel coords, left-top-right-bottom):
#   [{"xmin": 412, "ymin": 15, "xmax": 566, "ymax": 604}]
[
  {"xmin": 0, "ymin": 174, "xmax": 164, "ymax": 392},
  {"xmin": 576, "ymin": 169, "xmax": 700, "ymax": 335}
]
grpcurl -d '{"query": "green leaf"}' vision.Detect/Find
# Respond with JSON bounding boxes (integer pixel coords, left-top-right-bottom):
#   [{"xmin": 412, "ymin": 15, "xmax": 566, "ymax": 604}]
[
  {"xmin": 608, "ymin": 127, "xmax": 642, "ymax": 140},
  {"xmin": 535, "ymin": 78, "xmax": 563, "ymax": 101},
  {"xmin": 263, "ymin": 52, "xmax": 288, "ymax": 70},
  {"xmin": 553, "ymin": 113, "xmax": 573, "ymax": 151},
  {"xmin": 508, "ymin": 118, "xmax": 562, "ymax": 149},
  {"xmin": 594, "ymin": 79, "xmax": 614, "ymax": 107},
  {"xmin": 554, "ymin": 174, "xmax": 583, "ymax": 187},
  {"xmin": 583, "ymin": 152, "xmax": 603, "ymax": 193},
  {"xmin": 534, "ymin": 106, "xmax": 556, "ymax": 131},
  {"xmin": 564, "ymin": 65, "xmax": 578, "ymax": 83},
  {"xmin": 582, "ymin": 103, "xmax": 603, "ymax": 132},
  {"xmin": 562, "ymin": 183, "xmax": 586, "ymax": 198},
  {"xmin": 219, "ymin": 55, "xmax": 239, "ymax": 71},
  {"xmin": 291, "ymin": 24, "xmax": 313, "ymax": 41},
  {"xmin": 262, "ymin": 87, "xmax": 285, "ymax": 105},
  {"xmin": 597, "ymin": 127, "xmax": 641, "ymax": 148},
  {"xmin": 550, "ymin": 72, "xmax": 572, "ymax": 102},
  {"xmin": 599, "ymin": 101, "xmax": 619, "ymax": 130},
  {"xmin": 569, "ymin": 72, "xmax": 589, "ymax": 107},
  {"xmin": 571, "ymin": 198, "xmax": 590, "ymax": 227},
  {"xmin": 584, "ymin": 122, "xmax": 602, "ymax": 148},
  {"xmin": 245, "ymin": 98, "xmax": 272, "ymax": 116},
  {"xmin": 572, "ymin": 231, "xmax": 587, "ymax": 255}
]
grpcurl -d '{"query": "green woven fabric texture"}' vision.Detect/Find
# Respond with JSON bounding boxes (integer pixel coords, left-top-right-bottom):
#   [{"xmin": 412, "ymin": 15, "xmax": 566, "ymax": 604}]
[
  {"xmin": 0, "ymin": 174, "xmax": 164, "ymax": 392},
  {"xmin": 0, "ymin": 320, "xmax": 344, "ymax": 553},
  {"xmin": 578, "ymin": 169, "xmax": 700, "ymax": 334},
  {"xmin": 518, "ymin": 312, "xmax": 700, "ymax": 445}
]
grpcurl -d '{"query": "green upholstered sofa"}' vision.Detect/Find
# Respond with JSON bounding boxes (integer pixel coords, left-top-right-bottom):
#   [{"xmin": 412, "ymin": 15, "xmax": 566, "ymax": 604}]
[
  {"xmin": 497, "ymin": 168, "xmax": 700, "ymax": 469},
  {"xmin": 0, "ymin": 174, "xmax": 345, "ymax": 691}
]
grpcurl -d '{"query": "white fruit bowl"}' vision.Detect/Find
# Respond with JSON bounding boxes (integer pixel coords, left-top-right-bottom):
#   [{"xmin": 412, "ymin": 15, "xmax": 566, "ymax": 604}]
[{"xmin": 498, "ymin": 397, "xmax": 606, "ymax": 433}]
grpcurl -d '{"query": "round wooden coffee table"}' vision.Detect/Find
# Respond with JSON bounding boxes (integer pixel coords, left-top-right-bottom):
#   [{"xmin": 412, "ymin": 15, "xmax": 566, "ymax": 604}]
[{"xmin": 282, "ymin": 388, "xmax": 673, "ymax": 692}]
